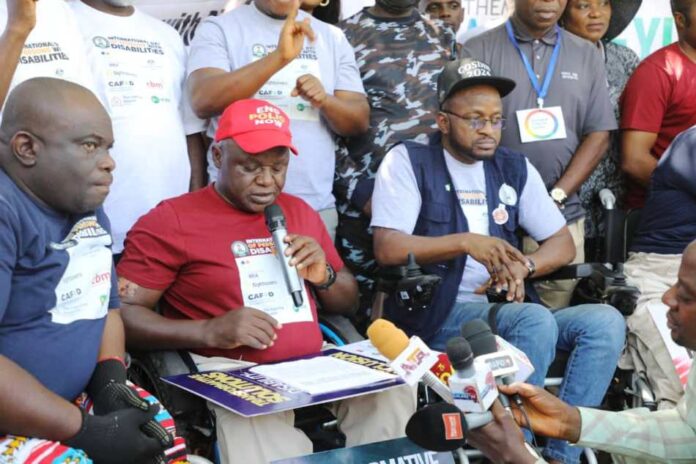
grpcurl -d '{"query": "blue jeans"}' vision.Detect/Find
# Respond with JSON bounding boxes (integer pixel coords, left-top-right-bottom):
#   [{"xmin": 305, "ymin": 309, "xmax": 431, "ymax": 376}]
[
  {"xmin": 544, "ymin": 304, "xmax": 626, "ymax": 464},
  {"xmin": 427, "ymin": 302, "xmax": 625, "ymax": 464}
]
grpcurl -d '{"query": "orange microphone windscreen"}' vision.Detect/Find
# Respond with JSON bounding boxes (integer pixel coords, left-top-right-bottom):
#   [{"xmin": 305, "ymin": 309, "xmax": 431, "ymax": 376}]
[{"xmin": 367, "ymin": 318, "xmax": 410, "ymax": 361}]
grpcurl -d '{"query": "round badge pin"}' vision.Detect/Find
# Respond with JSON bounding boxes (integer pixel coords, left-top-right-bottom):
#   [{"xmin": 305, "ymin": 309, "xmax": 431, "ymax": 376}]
[
  {"xmin": 492, "ymin": 204, "xmax": 509, "ymax": 225},
  {"xmin": 499, "ymin": 184, "xmax": 518, "ymax": 206}
]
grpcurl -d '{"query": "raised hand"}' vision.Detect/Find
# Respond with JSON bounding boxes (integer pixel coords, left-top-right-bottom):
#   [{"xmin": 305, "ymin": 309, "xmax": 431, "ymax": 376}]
[{"xmin": 276, "ymin": 0, "xmax": 315, "ymax": 63}]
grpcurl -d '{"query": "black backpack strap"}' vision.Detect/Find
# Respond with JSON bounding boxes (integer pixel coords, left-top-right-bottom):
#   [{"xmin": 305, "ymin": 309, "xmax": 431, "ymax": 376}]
[{"xmin": 487, "ymin": 302, "xmax": 507, "ymax": 335}]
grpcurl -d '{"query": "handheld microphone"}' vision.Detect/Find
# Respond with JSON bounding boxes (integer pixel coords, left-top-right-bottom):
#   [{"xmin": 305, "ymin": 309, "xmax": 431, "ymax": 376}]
[
  {"xmin": 460, "ymin": 319, "xmax": 527, "ymax": 408},
  {"xmin": 264, "ymin": 204, "xmax": 303, "ymax": 308},
  {"xmin": 367, "ymin": 319, "xmax": 453, "ymax": 403},
  {"xmin": 446, "ymin": 337, "xmax": 498, "ymax": 413},
  {"xmin": 430, "ymin": 352, "xmax": 454, "ymax": 386},
  {"xmin": 405, "ymin": 402, "xmax": 493, "ymax": 452}
]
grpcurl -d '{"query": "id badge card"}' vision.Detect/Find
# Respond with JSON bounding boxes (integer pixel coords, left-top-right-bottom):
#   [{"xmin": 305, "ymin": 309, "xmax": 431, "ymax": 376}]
[
  {"xmin": 515, "ymin": 106, "xmax": 567, "ymax": 143},
  {"xmin": 233, "ymin": 238, "xmax": 313, "ymax": 325}
]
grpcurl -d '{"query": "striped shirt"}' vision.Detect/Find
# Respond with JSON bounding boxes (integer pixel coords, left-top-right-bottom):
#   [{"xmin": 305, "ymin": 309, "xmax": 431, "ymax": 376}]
[{"xmin": 557, "ymin": 367, "xmax": 695, "ymax": 463}]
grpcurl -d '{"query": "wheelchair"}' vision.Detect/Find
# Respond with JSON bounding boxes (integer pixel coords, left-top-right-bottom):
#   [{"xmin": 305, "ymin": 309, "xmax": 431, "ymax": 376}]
[
  {"xmin": 125, "ymin": 255, "xmax": 443, "ymax": 462},
  {"xmin": 126, "ymin": 192, "xmax": 650, "ymax": 463}
]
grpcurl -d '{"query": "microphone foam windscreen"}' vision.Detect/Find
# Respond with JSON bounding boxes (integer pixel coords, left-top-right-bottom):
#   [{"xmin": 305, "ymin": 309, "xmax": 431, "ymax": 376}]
[
  {"xmin": 405, "ymin": 402, "xmax": 468, "ymax": 452},
  {"xmin": 367, "ymin": 319, "xmax": 410, "ymax": 361},
  {"xmin": 460, "ymin": 319, "xmax": 497, "ymax": 356},
  {"xmin": 264, "ymin": 203, "xmax": 283, "ymax": 228},
  {"xmin": 445, "ymin": 337, "xmax": 473, "ymax": 371}
]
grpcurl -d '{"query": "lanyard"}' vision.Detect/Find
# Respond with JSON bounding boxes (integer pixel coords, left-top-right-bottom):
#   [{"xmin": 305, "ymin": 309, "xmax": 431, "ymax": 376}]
[{"xmin": 505, "ymin": 20, "xmax": 562, "ymax": 108}]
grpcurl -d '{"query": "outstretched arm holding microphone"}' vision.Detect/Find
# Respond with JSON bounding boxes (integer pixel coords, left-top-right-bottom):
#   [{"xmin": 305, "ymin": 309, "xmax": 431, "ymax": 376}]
[{"xmin": 466, "ymin": 240, "xmax": 696, "ymax": 464}]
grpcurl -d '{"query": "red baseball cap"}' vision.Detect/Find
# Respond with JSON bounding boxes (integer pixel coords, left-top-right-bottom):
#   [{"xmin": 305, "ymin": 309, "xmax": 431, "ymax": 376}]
[{"xmin": 215, "ymin": 99, "xmax": 298, "ymax": 155}]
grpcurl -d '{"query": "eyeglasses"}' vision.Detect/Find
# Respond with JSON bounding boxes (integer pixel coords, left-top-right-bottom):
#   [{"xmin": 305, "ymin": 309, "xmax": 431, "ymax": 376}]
[{"xmin": 442, "ymin": 110, "xmax": 507, "ymax": 130}]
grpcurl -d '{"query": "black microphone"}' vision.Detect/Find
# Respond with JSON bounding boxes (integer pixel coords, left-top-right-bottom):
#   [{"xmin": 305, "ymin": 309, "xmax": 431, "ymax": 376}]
[
  {"xmin": 264, "ymin": 204, "xmax": 303, "ymax": 308},
  {"xmin": 446, "ymin": 337, "xmax": 499, "ymax": 412},
  {"xmin": 447, "ymin": 337, "xmax": 476, "ymax": 376},
  {"xmin": 460, "ymin": 319, "xmax": 497, "ymax": 356},
  {"xmin": 405, "ymin": 402, "xmax": 493, "ymax": 452}
]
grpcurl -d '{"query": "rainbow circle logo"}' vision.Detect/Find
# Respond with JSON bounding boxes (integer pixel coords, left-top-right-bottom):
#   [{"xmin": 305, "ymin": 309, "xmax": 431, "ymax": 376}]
[{"xmin": 524, "ymin": 108, "xmax": 559, "ymax": 140}]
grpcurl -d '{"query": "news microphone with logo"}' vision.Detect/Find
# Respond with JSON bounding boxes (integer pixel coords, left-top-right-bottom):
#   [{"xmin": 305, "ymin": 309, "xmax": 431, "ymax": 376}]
[
  {"xmin": 264, "ymin": 204, "xmax": 303, "ymax": 308},
  {"xmin": 460, "ymin": 319, "xmax": 532, "ymax": 407},
  {"xmin": 430, "ymin": 352, "xmax": 454, "ymax": 386},
  {"xmin": 445, "ymin": 337, "xmax": 498, "ymax": 413},
  {"xmin": 367, "ymin": 319, "xmax": 453, "ymax": 403},
  {"xmin": 405, "ymin": 402, "xmax": 493, "ymax": 452}
]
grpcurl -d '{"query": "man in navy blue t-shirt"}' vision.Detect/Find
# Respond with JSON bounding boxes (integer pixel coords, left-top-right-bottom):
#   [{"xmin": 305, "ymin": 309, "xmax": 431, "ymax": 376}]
[
  {"xmin": 623, "ymin": 124, "xmax": 696, "ymax": 409},
  {"xmin": 0, "ymin": 78, "xmax": 172, "ymax": 463}
]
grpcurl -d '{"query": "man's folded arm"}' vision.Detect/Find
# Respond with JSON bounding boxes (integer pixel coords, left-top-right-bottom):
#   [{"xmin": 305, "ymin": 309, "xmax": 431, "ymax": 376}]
[
  {"xmin": 373, "ymin": 227, "xmax": 470, "ymax": 266},
  {"xmin": 0, "ymin": 355, "xmax": 83, "ymax": 441}
]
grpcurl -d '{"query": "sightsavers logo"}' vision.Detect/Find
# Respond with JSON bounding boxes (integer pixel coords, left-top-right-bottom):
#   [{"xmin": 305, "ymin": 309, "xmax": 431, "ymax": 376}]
[{"xmin": 249, "ymin": 106, "xmax": 286, "ymax": 129}]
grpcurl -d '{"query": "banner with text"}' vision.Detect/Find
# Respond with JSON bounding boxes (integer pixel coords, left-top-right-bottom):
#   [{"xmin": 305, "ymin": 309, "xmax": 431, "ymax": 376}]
[
  {"xmin": 140, "ymin": 0, "xmax": 677, "ymax": 58},
  {"xmin": 272, "ymin": 437, "xmax": 456, "ymax": 464},
  {"xmin": 162, "ymin": 347, "xmax": 404, "ymax": 417}
]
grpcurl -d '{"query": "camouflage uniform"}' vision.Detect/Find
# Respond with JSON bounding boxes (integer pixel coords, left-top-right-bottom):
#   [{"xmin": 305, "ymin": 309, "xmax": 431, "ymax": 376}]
[{"xmin": 335, "ymin": 8, "xmax": 455, "ymax": 323}]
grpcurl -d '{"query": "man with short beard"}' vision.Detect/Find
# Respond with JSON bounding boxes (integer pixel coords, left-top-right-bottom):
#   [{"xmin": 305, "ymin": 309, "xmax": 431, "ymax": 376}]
[
  {"xmin": 462, "ymin": 0, "xmax": 616, "ymax": 314},
  {"xmin": 71, "ymin": 0, "xmax": 207, "ymax": 257},
  {"xmin": 371, "ymin": 59, "xmax": 625, "ymax": 464}
]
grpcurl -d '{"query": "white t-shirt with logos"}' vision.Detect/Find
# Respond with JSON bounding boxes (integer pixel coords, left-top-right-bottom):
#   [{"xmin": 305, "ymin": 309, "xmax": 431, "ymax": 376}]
[
  {"xmin": 371, "ymin": 144, "xmax": 566, "ymax": 303},
  {"xmin": 0, "ymin": 0, "xmax": 94, "ymax": 119},
  {"xmin": 187, "ymin": 3, "xmax": 365, "ymax": 211},
  {"xmin": 71, "ymin": 1, "xmax": 205, "ymax": 253}
]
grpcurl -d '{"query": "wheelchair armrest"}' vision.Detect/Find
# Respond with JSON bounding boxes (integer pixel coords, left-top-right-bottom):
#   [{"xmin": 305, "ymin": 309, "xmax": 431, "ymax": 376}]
[{"xmin": 319, "ymin": 313, "xmax": 365, "ymax": 344}]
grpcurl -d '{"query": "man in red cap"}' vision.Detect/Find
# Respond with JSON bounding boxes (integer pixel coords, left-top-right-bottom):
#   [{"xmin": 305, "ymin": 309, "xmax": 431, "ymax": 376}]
[{"xmin": 115, "ymin": 99, "xmax": 416, "ymax": 464}]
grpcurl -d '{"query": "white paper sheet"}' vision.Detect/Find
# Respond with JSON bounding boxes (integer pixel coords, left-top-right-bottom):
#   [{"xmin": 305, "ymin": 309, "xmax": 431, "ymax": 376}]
[
  {"xmin": 250, "ymin": 356, "xmax": 397, "ymax": 395},
  {"xmin": 337, "ymin": 340, "xmax": 390, "ymax": 362}
]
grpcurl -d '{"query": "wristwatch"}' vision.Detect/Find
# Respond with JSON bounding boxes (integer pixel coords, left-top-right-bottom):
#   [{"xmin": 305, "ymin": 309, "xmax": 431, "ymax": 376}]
[
  {"xmin": 525, "ymin": 257, "xmax": 536, "ymax": 278},
  {"xmin": 315, "ymin": 263, "xmax": 336, "ymax": 290},
  {"xmin": 550, "ymin": 187, "xmax": 568, "ymax": 209}
]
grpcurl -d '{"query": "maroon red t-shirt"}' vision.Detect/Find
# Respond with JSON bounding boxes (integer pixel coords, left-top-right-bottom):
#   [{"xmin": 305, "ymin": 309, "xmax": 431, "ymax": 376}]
[
  {"xmin": 620, "ymin": 43, "xmax": 696, "ymax": 208},
  {"xmin": 117, "ymin": 185, "xmax": 343, "ymax": 364}
]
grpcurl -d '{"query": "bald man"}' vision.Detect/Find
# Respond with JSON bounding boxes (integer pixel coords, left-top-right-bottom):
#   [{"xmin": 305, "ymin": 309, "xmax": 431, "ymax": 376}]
[
  {"xmin": 465, "ymin": 239, "xmax": 696, "ymax": 464},
  {"xmin": 0, "ymin": 78, "xmax": 173, "ymax": 463}
]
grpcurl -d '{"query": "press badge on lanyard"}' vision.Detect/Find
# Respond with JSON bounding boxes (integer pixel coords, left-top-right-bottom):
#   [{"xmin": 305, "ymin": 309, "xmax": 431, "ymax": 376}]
[{"xmin": 506, "ymin": 21, "xmax": 567, "ymax": 144}]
